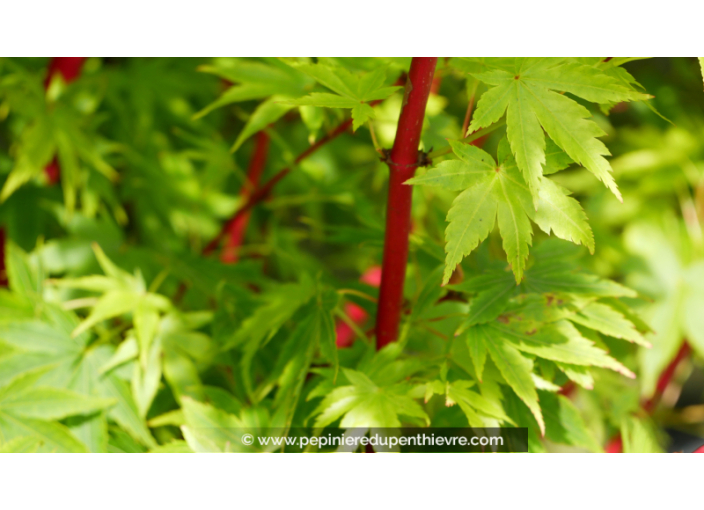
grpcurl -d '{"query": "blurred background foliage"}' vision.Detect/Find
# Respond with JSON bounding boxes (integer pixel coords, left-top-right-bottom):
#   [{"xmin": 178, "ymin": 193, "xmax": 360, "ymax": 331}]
[{"xmin": 0, "ymin": 57, "xmax": 702, "ymax": 453}]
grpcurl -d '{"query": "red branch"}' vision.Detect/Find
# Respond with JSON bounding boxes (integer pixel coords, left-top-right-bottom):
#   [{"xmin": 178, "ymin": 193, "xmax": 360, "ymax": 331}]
[
  {"xmin": 44, "ymin": 57, "xmax": 87, "ymax": 185},
  {"xmin": 203, "ymin": 75, "xmax": 406, "ymax": 258},
  {"xmin": 220, "ymin": 131, "xmax": 270, "ymax": 263},
  {"xmin": 203, "ymin": 118, "xmax": 354, "ymax": 256},
  {"xmin": 202, "ymin": 72, "xmax": 410, "ymax": 259},
  {"xmin": 375, "ymin": 57, "xmax": 437, "ymax": 350},
  {"xmin": 605, "ymin": 341, "xmax": 693, "ymax": 453},
  {"xmin": 45, "ymin": 57, "xmax": 86, "ymax": 87},
  {"xmin": 643, "ymin": 342, "xmax": 692, "ymax": 414}
]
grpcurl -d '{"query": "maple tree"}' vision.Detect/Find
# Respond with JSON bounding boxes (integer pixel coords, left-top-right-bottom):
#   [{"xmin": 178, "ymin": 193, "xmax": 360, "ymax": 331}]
[{"xmin": 0, "ymin": 57, "xmax": 703, "ymax": 453}]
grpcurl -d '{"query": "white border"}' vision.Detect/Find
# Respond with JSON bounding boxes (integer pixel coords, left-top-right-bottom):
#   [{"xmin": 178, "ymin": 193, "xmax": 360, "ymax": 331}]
[
  {"xmin": 1, "ymin": 453, "xmax": 701, "ymax": 507},
  {"xmin": 0, "ymin": 1, "xmax": 700, "ymax": 55}
]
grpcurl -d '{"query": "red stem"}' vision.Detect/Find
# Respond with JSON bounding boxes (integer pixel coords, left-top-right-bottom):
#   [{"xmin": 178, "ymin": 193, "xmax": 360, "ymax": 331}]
[
  {"xmin": 606, "ymin": 341, "xmax": 692, "ymax": 452},
  {"xmin": 44, "ymin": 57, "xmax": 87, "ymax": 87},
  {"xmin": 220, "ymin": 131, "xmax": 270, "ymax": 263},
  {"xmin": 643, "ymin": 341, "xmax": 692, "ymax": 414},
  {"xmin": 203, "ymin": 76, "xmax": 405, "ymax": 258},
  {"xmin": 203, "ymin": 118, "xmax": 354, "ymax": 256},
  {"xmin": 375, "ymin": 57, "xmax": 437, "ymax": 349},
  {"xmin": 178, "ymin": 87, "xmax": 370, "ymax": 302}
]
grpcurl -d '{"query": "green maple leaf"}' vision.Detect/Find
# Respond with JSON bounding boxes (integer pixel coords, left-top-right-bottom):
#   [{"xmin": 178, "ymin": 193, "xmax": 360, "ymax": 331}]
[
  {"xmin": 284, "ymin": 63, "xmax": 402, "ymax": 131},
  {"xmin": 568, "ymin": 301, "xmax": 650, "ymax": 347},
  {"xmin": 0, "ymin": 316, "xmax": 157, "ymax": 451},
  {"xmin": 0, "ymin": 368, "xmax": 115, "ymax": 453},
  {"xmin": 469, "ymin": 324, "xmax": 545, "ymax": 435},
  {"xmin": 181, "ymin": 397, "xmax": 278, "ymax": 453},
  {"xmin": 0, "ymin": 65, "xmax": 119, "ymax": 211},
  {"xmin": 264, "ymin": 288, "xmax": 338, "ymax": 431},
  {"xmin": 624, "ymin": 222, "xmax": 704, "ymax": 397},
  {"xmin": 407, "ymin": 138, "xmax": 594, "ymax": 284},
  {"xmin": 451, "ymin": 271, "xmax": 517, "ymax": 333},
  {"xmin": 424, "ymin": 379, "xmax": 513, "ymax": 427},
  {"xmin": 487, "ymin": 320, "xmax": 635, "ymax": 379},
  {"xmin": 194, "ymin": 58, "xmax": 313, "ymax": 151},
  {"xmin": 466, "ymin": 58, "xmax": 650, "ymax": 204},
  {"xmin": 0, "ymin": 243, "xmax": 157, "ymax": 450},
  {"xmin": 48, "ymin": 243, "xmax": 171, "ymax": 339},
  {"xmin": 225, "ymin": 275, "xmax": 316, "ymax": 398},
  {"xmin": 620, "ymin": 415, "xmax": 662, "ymax": 453},
  {"xmin": 522, "ymin": 241, "xmax": 637, "ymax": 297},
  {"xmin": 312, "ymin": 368, "xmax": 428, "ymax": 429},
  {"xmin": 453, "ymin": 250, "xmax": 644, "ymax": 439}
]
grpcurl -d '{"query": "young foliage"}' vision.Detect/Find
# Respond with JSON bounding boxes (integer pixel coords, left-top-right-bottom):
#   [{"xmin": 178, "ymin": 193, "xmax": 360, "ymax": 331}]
[
  {"xmin": 408, "ymin": 138, "xmax": 593, "ymax": 283},
  {"xmin": 459, "ymin": 57, "xmax": 650, "ymax": 203},
  {"xmin": 3, "ymin": 56, "xmax": 697, "ymax": 454},
  {"xmin": 284, "ymin": 63, "xmax": 402, "ymax": 131},
  {"xmin": 445, "ymin": 244, "xmax": 642, "ymax": 436},
  {"xmin": 310, "ymin": 344, "xmax": 428, "ymax": 429},
  {"xmin": 194, "ymin": 58, "xmax": 313, "ymax": 151}
]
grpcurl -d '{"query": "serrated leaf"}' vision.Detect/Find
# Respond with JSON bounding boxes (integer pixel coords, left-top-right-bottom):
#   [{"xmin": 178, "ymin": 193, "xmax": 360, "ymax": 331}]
[
  {"xmin": 284, "ymin": 62, "xmax": 399, "ymax": 132},
  {"xmin": 313, "ymin": 368, "xmax": 428, "ymax": 429},
  {"xmin": 410, "ymin": 139, "xmax": 593, "ymax": 284},
  {"xmin": 468, "ymin": 80, "xmax": 512, "ymax": 131},
  {"xmin": 621, "ymin": 415, "xmax": 662, "ymax": 453},
  {"xmin": 71, "ymin": 291, "xmax": 137, "ymax": 338},
  {"xmin": 134, "ymin": 305, "xmax": 160, "ymax": 365},
  {"xmin": 233, "ymin": 278, "xmax": 316, "ymax": 397},
  {"xmin": 181, "ymin": 397, "xmax": 276, "ymax": 453},
  {"xmin": 453, "ymin": 272, "xmax": 516, "ymax": 330},
  {"xmin": 473, "ymin": 324, "xmax": 544, "ymax": 435},
  {"xmin": 506, "ymin": 79, "xmax": 545, "ymax": 204},
  {"xmin": 530, "ymin": 62, "xmax": 650, "ymax": 103},
  {"xmin": 469, "ymin": 58, "xmax": 649, "ymax": 203},
  {"xmin": 0, "ymin": 435, "xmax": 43, "ymax": 452},
  {"xmin": 194, "ymin": 60, "xmax": 309, "ymax": 119},
  {"xmin": 271, "ymin": 291, "xmax": 337, "ymax": 430},
  {"xmin": 525, "ymin": 82, "xmax": 622, "ymax": 202},
  {"xmin": 556, "ymin": 364, "xmax": 594, "ymax": 390},
  {"xmin": 0, "ymin": 414, "xmax": 87, "ymax": 452},
  {"xmin": 496, "ymin": 175, "xmax": 533, "ymax": 282},
  {"xmin": 0, "ymin": 313, "xmax": 156, "ymax": 450},
  {"xmin": 0, "ymin": 386, "xmax": 115, "ymax": 421},
  {"xmin": 490, "ymin": 320, "xmax": 635, "ymax": 378},
  {"xmin": 444, "ymin": 177, "xmax": 498, "ymax": 284},
  {"xmin": 292, "ymin": 63, "xmax": 359, "ymax": 98},
  {"xmin": 542, "ymin": 138, "xmax": 574, "ymax": 175},
  {"xmin": 446, "ymin": 380, "xmax": 513, "ymax": 425},
  {"xmin": 532, "ymin": 178, "xmax": 594, "ymax": 253},
  {"xmin": 131, "ymin": 337, "xmax": 162, "ymax": 418},
  {"xmin": 5, "ymin": 241, "xmax": 40, "ymax": 298},
  {"xmin": 524, "ymin": 265, "xmax": 637, "ymax": 298},
  {"xmin": 569, "ymin": 301, "xmax": 649, "ymax": 347},
  {"xmin": 464, "ymin": 328, "xmax": 488, "ymax": 382},
  {"xmin": 231, "ymin": 96, "xmax": 292, "ymax": 152},
  {"xmin": 351, "ymin": 103, "xmax": 375, "ymax": 131}
]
